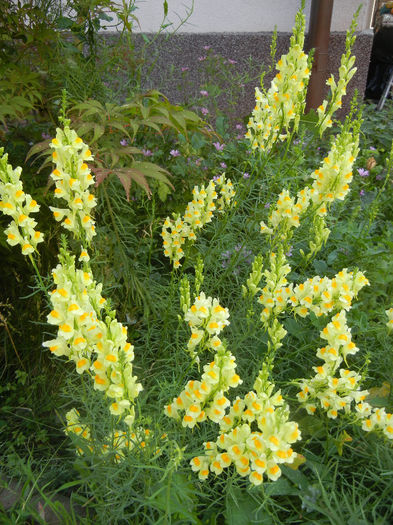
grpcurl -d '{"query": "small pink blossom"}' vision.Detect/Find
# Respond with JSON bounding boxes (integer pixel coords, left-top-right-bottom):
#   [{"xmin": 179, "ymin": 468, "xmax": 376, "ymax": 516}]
[
  {"xmin": 227, "ymin": 59, "xmax": 237, "ymax": 64},
  {"xmin": 120, "ymin": 138, "xmax": 128, "ymax": 146},
  {"xmin": 141, "ymin": 148, "xmax": 153, "ymax": 157},
  {"xmin": 181, "ymin": 67, "xmax": 189, "ymax": 72},
  {"xmin": 357, "ymin": 168, "xmax": 369, "ymax": 178},
  {"xmin": 201, "ymin": 107, "xmax": 209, "ymax": 115},
  {"xmin": 170, "ymin": 149, "xmax": 180, "ymax": 157},
  {"xmin": 220, "ymin": 162, "xmax": 227, "ymax": 169},
  {"xmin": 235, "ymin": 124, "xmax": 243, "ymax": 130},
  {"xmin": 200, "ymin": 90, "xmax": 209, "ymax": 96},
  {"xmin": 243, "ymin": 172, "xmax": 250, "ymax": 179},
  {"xmin": 213, "ymin": 142, "xmax": 225, "ymax": 151},
  {"xmin": 203, "ymin": 45, "xmax": 211, "ymax": 51},
  {"xmin": 198, "ymin": 56, "xmax": 207, "ymax": 62}
]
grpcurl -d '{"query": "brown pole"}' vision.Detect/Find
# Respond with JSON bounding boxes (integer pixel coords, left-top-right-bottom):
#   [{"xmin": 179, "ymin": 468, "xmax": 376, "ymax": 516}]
[{"xmin": 306, "ymin": 0, "xmax": 334, "ymax": 111}]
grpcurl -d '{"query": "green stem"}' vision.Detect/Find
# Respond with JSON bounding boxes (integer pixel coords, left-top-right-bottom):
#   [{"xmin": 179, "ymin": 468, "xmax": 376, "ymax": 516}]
[{"xmin": 28, "ymin": 254, "xmax": 49, "ymax": 300}]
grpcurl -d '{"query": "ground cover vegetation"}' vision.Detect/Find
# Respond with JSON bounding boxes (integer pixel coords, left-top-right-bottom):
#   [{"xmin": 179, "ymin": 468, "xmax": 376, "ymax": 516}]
[{"xmin": 1, "ymin": 1, "xmax": 393, "ymax": 524}]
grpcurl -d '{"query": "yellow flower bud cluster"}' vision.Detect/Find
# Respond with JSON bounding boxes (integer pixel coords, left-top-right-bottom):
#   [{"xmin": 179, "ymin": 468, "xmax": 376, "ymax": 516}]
[
  {"xmin": 386, "ymin": 307, "xmax": 393, "ymax": 331},
  {"xmin": 0, "ymin": 149, "xmax": 44, "ymax": 256},
  {"xmin": 162, "ymin": 175, "xmax": 235, "ymax": 268},
  {"xmin": 165, "ymin": 349, "xmax": 242, "ymax": 428},
  {"xmin": 190, "ymin": 383, "xmax": 301, "ymax": 486},
  {"xmin": 44, "ymin": 249, "xmax": 142, "ymax": 428},
  {"xmin": 183, "ymin": 291, "xmax": 230, "ymax": 359},
  {"xmin": 258, "ymin": 250, "xmax": 292, "ymax": 323},
  {"xmin": 49, "ymin": 127, "xmax": 97, "ymax": 242},
  {"xmin": 246, "ymin": 10, "xmax": 310, "ymax": 152},
  {"xmin": 297, "ymin": 311, "xmax": 368, "ymax": 419},
  {"xmin": 317, "ymin": 24, "xmax": 357, "ymax": 136}
]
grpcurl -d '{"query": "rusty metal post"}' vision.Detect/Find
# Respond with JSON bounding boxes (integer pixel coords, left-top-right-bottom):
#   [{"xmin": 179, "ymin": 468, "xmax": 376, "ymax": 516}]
[{"xmin": 306, "ymin": 0, "xmax": 334, "ymax": 111}]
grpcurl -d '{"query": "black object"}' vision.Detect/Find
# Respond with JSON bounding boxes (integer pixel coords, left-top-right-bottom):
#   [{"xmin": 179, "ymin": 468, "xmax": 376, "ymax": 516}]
[{"xmin": 365, "ymin": 26, "xmax": 393, "ymax": 100}]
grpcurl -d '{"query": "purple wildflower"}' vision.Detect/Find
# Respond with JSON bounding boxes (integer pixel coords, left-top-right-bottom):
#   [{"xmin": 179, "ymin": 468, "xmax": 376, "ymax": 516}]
[
  {"xmin": 120, "ymin": 138, "xmax": 128, "ymax": 146},
  {"xmin": 181, "ymin": 67, "xmax": 189, "ymax": 72},
  {"xmin": 286, "ymin": 246, "xmax": 293, "ymax": 257},
  {"xmin": 227, "ymin": 59, "xmax": 237, "ymax": 64},
  {"xmin": 170, "ymin": 149, "xmax": 180, "ymax": 157},
  {"xmin": 41, "ymin": 132, "xmax": 50, "ymax": 140},
  {"xmin": 357, "ymin": 168, "xmax": 369, "ymax": 178},
  {"xmin": 198, "ymin": 56, "xmax": 207, "ymax": 62},
  {"xmin": 200, "ymin": 90, "xmax": 209, "ymax": 96},
  {"xmin": 141, "ymin": 148, "xmax": 153, "ymax": 157},
  {"xmin": 243, "ymin": 172, "xmax": 250, "ymax": 179},
  {"xmin": 235, "ymin": 124, "xmax": 243, "ymax": 130},
  {"xmin": 376, "ymin": 174, "xmax": 384, "ymax": 180},
  {"xmin": 369, "ymin": 146, "xmax": 376, "ymax": 150},
  {"xmin": 203, "ymin": 45, "xmax": 211, "ymax": 51},
  {"xmin": 213, "ymin": 175, "xmax": 220, "ymax": 181},
  {"xmin": 264, "ymin": 202, "xmax": 270, "ymax": 208},
  {"xmin": 220, "ymin": 162, "xmax": 227, "ymax": 169},
  {"xmin": 359, "ymin": 189, "xmax": 365, "ymax": 196},
  {"xmin": 201, "ymin": 107, "xmax": 209, "ymax": 115},
  {"xmin": 213, "ymin": 142, "xmax": 225, "ymax": 151}
]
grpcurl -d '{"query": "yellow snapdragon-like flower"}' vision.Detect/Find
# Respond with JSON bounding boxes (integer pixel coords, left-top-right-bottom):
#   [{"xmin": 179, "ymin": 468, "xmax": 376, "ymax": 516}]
[
  {"xmin": 317, "ymin": 20, "xmax": 357, "ymax": 136},
  {"xmin": 184, "ymin": 292, "xmax": 230, "ymax": 358},
  {"xmin": 291, "ymin": 269, "xmax": 369, "ymax": 318},
  {"xmin": 165, "ymin": 349, "xmax": 242, "ymax": 428},
  {"xmin": 166, "ymin": 292, "xmax": 241, "ymax": 425},
  {"xmin": 246, "ymin": 9, "xmax": 310, "ymax": 152},
  {"xmin": 0, "ymin": 149, "xmax": 44, "ymax": 255},
  {"xmin": 190, "ymin": 370, "xmax": 301, "ymax": 486},
  {"xmin": 162, "ymin": 175, "xmax": 235, "ymax": 268},
  {"xmin": 50, "ymin": 127, "xmax": 97, "ymax": 242},
  {"xmin": 310, "ymin": 128, "xmax": 359, "ymax": 216},
  {"xmin": 44, "ymin": 247, "xmax": 142, "ymax": 428},
  {"xmin": 297, "ymin": 311, "xmax": 368, "ymax": 419}
]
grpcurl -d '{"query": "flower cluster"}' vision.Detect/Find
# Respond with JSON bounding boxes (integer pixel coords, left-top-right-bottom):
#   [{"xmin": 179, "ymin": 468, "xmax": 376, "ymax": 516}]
[
  {"xmin": 43, "ymin": 247, "xmax": 142, "ymax": 427},
  {"xmin": 190, "ymin": 370, "xmax": 301, "ymax": 485},
  {"xmin": 297, "ymin": 312, "xmax": 393, "ymax": 440},
  {"xmin": 310, "ymin": 127, "xmax": 359, "ymax": 216},
  {"xmin": 0, "ymin": 149, "xmax": 44, "ymax": 255},
  {"xmin": 297, "ymin": 311, "xmax": 367, "ymax": 418},
  {"xmin": 260, "ymin": 187, "xmax": 312, "ymax": 240},
  {"xmin": 50, "ymin": 126, "xmax": 97, "ymax": 243},
  {"xmin": 317, "ymin": 20, "xmax": 357, "ymax": 136},
  {"xmin": 259, "ymin": 125, "xmax": 359, "ymax": 248},
  {"xmin": 246, "ymin": 9, "xmax": 310, "ymax": 152},
  {"xmin": 162, "ymin": 175, "xmax": 235, "ymax": 268},
  {"xmin": 290, "ymin": 269, "xmax": 369, "ymax": 318},
  {"xmin": 165, "ymin": 348, "xmax": 242, "ymax": 428},
  {"xmin": 183, "ymin": 292, "xmax": 230, "ymax": 359}
]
